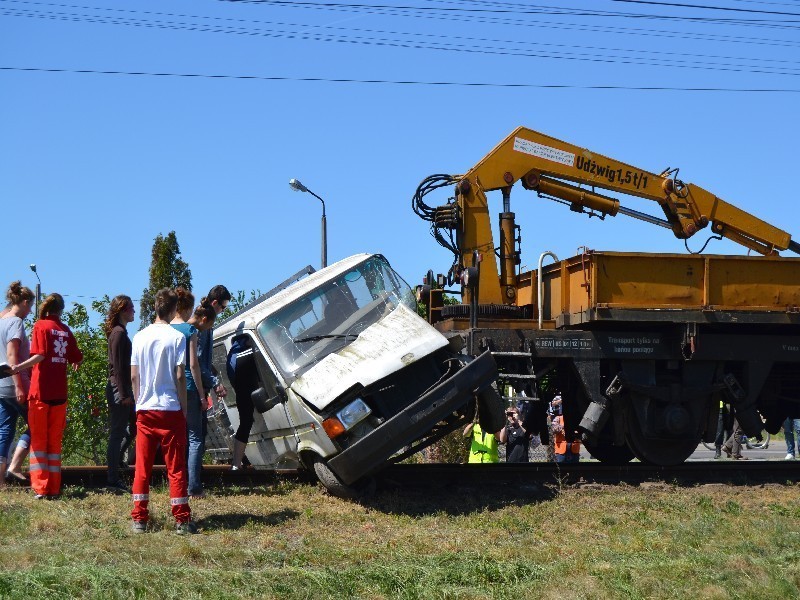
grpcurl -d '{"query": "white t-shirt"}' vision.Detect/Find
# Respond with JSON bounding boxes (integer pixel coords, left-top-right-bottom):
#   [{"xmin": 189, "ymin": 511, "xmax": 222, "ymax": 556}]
[{"xmin": 131, "ymin": 323, "xmax": 187, "ymax": 412}]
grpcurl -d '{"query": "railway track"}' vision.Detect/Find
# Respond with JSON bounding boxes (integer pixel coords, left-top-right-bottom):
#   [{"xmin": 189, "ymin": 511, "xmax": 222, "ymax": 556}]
[{"xmin": 10, "ymin": 461, "xmax": 797, "ymax": 491}]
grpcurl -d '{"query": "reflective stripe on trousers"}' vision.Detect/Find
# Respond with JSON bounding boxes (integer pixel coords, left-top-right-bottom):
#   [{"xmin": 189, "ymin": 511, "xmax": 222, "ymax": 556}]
[
  {"xmin": 131, "ymin": 410, "xmax": 191, "ymax": 524},
  {"xmin": 28, "ymin": 400, "xmax": 67, "ymax": 497}
]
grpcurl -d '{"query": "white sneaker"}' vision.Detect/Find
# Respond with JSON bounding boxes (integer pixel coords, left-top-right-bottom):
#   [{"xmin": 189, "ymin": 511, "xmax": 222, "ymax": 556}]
[{"xmin": 785, "ymin": 453, "xmax": 795, "ymax": 460}]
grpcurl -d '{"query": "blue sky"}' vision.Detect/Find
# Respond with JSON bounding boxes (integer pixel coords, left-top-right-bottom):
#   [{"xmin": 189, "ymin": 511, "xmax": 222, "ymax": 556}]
[{"xmin": 2, "ymin": 0, "xmax": 799, "ymax": 324}]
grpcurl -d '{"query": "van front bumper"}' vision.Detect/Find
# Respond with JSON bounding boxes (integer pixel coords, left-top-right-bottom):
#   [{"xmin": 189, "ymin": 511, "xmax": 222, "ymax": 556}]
[{"xmin": 327, "ymin": 350, "xmax": 498, "ymax": 485}]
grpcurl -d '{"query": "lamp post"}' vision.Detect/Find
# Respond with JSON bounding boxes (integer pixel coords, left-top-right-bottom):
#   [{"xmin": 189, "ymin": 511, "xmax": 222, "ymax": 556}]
[
  {"xmin": 289, "ymin": 178, "xmax": 327, "ymax": 269},
  {"xmin": 29, "ymin": 264, "xmax": 41, "ymax": 319}
]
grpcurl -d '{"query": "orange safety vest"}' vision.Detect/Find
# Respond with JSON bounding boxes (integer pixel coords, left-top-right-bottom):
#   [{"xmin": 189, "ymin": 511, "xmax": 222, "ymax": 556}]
[{"xmin": 553, "ymin": 416, "xmax": 581, "ymax": 455}]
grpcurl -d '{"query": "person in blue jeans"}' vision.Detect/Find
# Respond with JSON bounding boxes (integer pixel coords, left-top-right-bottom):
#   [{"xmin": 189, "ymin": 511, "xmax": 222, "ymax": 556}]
[
  {"xmin": 170, "ymin": 288, "xmax": 212, "ymax": 498},
  {"xmin": 783, "ymin": 417, "xmax": 800, "ymax": 461},
  {"xmin": 0, "ymin": 282, "xmax": 35, "ymax": 487}
]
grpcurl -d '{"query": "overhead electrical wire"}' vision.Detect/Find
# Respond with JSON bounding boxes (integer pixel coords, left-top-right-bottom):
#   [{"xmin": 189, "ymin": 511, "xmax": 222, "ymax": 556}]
[
  {"xmin": 5, "ymin": 0, "xmax": 800, "ymax": 47},
  {"xmin": 3, "ymin": 5, "xmax": 799, "ymax": 77},
  {"xmin": 215, "ymin": 0, "xmax": 800, "ymax": 28},
  {"xmin": 610, "ymin": 0, "xmax": 800, "ymax": 16},
  {"xmin": 3, "ymin": 66, "xmax": 799, "ymax": 92}
]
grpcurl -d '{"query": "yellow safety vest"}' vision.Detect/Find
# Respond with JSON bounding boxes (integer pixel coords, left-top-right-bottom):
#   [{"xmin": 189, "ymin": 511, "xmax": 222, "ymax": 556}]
[{"xmin": 468, "ymin": 424, "xmax": 499, "ymax": 463}]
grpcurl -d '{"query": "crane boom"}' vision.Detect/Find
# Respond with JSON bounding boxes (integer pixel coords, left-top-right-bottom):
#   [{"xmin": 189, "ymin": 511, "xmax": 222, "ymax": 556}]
[{"xmin": 418, "ymin": 126, "xmax": 796, "ymax": 304}]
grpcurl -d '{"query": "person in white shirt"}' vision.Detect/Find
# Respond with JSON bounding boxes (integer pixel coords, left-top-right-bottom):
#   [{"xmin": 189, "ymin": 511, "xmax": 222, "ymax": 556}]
[{"xmin": 130, "ymin": 288, "xmax": 196, "ymax": 535}]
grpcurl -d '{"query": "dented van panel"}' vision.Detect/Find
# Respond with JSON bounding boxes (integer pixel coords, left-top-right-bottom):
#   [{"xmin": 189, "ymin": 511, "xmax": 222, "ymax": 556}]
[
  {"xmin": 206, "ymin": 254, "xmax": 502, "ymax": 495},
  {"xmin": 291, "ymin": 303, "xmax": 448, "ymax": 410}
]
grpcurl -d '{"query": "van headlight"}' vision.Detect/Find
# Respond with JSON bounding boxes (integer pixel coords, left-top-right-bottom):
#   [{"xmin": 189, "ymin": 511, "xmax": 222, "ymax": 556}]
[{"xmin": 322, "ymin": 398, "xmax": 372, "ymax": 439}]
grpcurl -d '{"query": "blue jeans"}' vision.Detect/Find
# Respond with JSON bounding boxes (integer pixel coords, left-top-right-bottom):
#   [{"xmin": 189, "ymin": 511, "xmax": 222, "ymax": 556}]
[
  {"xmin": 185, "ymin": 389, "xmax": 205, "ymax": 495},
  {"xmin": 784, "ymin": 418, "xmax": 800, "ymax": 456},
  {"xmin": 555, "ymin": 452, "xmax": 580, "ymax": 464},
  {"xmin": 0, "ymin": 397, "xmax": 25, "ymax": 462}
]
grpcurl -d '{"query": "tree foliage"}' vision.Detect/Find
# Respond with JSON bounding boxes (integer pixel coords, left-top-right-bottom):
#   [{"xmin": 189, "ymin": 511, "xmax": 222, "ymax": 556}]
[
  {"xmin": 215, "ymin": 289, "xmax": 263, "ymax": 323},
  {"xmin": 140, "ymin": 231, "xmax": 192, "ymax": 327},
  {"xmin": 62, "ymin": 299, "xmax": 110, "ymax": 465}
]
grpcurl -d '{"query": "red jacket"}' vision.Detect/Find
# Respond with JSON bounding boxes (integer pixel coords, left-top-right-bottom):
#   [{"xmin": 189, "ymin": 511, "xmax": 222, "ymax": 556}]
[{"xmin": 28, "ymin": 316, "xmax": 83, "ymax": 402}]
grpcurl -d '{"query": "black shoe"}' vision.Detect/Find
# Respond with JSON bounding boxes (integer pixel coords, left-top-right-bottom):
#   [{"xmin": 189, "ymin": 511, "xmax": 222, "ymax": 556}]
[
  {"xmin": 6, "ymin": 470, "xmax": 27, "ymax": 483},
  {"xmin": 175, "ymin": 520, "xmax": 199, "ymax": 535},
  {"xmin": 107, "ymin": 481, "xmax": 129, "ymax": 493}
]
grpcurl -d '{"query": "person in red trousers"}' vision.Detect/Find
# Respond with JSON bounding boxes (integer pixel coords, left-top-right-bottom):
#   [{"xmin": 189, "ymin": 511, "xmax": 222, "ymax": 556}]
[
  {"xmin": 130, "ymin": 288, "xmax": 197, "ymax": 535},
  {"xmin": 11, "ymin": 293, "xmax": 82, "ymax": 499}
]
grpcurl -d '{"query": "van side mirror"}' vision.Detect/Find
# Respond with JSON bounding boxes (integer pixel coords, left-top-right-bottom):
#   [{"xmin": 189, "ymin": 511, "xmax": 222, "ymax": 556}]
[{"xmin": 251, "ymin": 386, "xmax": 287, "ymax": 414}]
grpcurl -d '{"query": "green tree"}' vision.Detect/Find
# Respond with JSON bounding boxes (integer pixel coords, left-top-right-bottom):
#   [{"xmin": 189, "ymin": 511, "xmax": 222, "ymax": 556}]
[
  {"xmin": 62, "ymin": 299, "xmax": 110, "ymax": 465},
  {"xmin": 140, "ymin": 231, "xmax": 192, "ymax": 327},
  {"xmin": 215, "ymin": 289, "xmax": 263, "ymax": 323}
]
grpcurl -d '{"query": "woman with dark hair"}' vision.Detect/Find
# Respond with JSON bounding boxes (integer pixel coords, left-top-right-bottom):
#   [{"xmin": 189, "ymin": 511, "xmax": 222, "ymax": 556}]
[
  {"xmin": 226, "ymin": 335, "xmax": 259, "ymax": 470},
  {"xmin": 0, "ymin": 281, "xmax": 35, "ymax": 487},
  {"xmin": 12, "ymin": 293, "xmax": 83, "ymax": 499},
  {"xmin": 170, "ymin": 287, "xmax": 207, "ymax": 497},
  {"xmin": 104, "ymin": 295, "xmax": 135, "ymax": 490},
  {"xmin": 197, "ymin": 285, "xmax": 231, "ymax": 405}
]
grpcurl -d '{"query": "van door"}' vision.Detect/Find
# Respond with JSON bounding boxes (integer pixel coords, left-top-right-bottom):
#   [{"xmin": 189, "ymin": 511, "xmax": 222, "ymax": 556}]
[{"xmin": 213, "ymin": 337, "xmax": 301, "ymax": 469}]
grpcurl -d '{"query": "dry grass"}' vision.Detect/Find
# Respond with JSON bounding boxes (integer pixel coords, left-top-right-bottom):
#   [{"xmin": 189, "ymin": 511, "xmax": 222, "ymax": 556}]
[{"xmin": 0, "ymin": 479, "xmax": 798, "ymax": 599}]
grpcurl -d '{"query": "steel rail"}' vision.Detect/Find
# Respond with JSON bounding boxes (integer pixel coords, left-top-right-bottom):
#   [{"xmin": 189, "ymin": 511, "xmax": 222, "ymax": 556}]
[{"xmin": 12, "ymin": 462, "xmax": 796, "ymax": 490}]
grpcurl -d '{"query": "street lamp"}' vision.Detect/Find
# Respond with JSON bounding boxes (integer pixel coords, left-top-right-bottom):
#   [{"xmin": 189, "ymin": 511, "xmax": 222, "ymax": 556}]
[
  {"xmin": 289, "ymin": 178, "xmax": 327, "ymax": 269},
  {"xmin": 29, "ymin": 264, "xmax": 41, "ymax": 319}
]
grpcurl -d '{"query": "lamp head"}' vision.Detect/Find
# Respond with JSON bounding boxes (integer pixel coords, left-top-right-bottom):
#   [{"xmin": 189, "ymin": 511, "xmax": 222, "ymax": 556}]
[
  {"xmin": 29, "ymin": 264, "xmax": 37, "ymax": 273},
  {"xmin": 289, "ymin": 178, "xmax": 308, "ymax": 193}
]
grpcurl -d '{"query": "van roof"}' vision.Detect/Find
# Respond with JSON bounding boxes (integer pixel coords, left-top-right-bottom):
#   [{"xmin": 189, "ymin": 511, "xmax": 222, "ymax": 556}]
[{"xmin": 213, "ymin": 253, "xmax": 374, "ymax": 340}]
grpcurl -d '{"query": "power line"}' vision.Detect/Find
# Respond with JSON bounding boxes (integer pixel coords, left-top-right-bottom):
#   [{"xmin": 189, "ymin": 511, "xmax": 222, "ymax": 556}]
[
  {"xmin": 216, "ymin": 0, "xmax": 800, "ymax": 26},
  {"xmin": 610, "ymin": 0, "xmax": 800, "ymax": 16},
  {"xmin": 6, "ymin": 0, "xmax": 800, "ymax": 47},
  {"xmin": 7, "ymin": 0, "xmax": 800, "ymax": 56},
  {"xmin": 4, "ymin": 7, "xmax": 799, "ymax": 77},
  {"xmin": 2, "ymin": 65, "xmax": 799, "ymax": 92}
]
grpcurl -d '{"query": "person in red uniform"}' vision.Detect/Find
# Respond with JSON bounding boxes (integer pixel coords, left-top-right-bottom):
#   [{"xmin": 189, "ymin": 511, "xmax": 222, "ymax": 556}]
[{"xmin": 11, "ymin": 293, "xmax": 83, "ymax": 499}]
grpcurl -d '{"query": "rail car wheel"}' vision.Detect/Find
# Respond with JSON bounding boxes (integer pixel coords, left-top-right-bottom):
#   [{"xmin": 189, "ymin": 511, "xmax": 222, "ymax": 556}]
[
  {"xmin": 624, "ymin": 408, "xmax": 700, "ymax": 466},
  {"xmin": 583, "ymin": 439, "xmax": 635, "ymax": 465},
  {"xmin": 310, "ymin": 454, "xmax": 375, "ymax": 500}
]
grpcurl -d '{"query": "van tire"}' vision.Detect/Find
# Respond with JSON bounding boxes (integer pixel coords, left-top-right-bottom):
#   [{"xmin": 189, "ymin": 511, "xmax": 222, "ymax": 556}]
[
  {"xmin": 310, "ymin": 455, "xmax": 375, "ymax": 500},
  {"xmin": 477, "ymin": 385, "xmax": 506, "ymax": 434}
]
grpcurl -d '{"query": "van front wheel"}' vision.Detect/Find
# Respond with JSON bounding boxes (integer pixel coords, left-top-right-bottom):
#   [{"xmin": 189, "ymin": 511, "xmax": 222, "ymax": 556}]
[{"xmin": 310, "ymin": 455, "xmax": 375, "ymax": 500}]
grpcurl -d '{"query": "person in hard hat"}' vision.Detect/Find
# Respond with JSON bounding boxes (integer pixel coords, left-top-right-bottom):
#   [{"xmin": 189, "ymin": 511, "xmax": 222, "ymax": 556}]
[
  {"xmin": 550, "ymin": 394, "xmax": 580, "ymax": 464},
  {"xmin": 463, "ymin": 420, "xmax": 502, "ymax": 464}
]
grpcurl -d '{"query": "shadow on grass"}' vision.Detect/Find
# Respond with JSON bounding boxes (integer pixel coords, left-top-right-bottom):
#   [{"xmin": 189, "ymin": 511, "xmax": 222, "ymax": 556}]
[
  {"xmin": 206, "ymin": 478, "xmax": 312, "ymax": 498},
  {"xmin": 198, "ymin": 508, "xmax": 300, "ymax": 531},
  {"xmin": 361, "ymin": 483, "xmax": 557, "ymax": 516}
]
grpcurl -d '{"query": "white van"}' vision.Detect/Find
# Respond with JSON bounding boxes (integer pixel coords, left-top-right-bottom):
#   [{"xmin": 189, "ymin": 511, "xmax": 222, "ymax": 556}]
[{"xmin": 206, "ymin": 253, "xmax": 503, "ymax": 497}]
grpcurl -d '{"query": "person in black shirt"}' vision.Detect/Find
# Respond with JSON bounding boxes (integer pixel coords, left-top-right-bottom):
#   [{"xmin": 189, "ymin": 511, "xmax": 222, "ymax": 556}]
[
  {"xmin": 104, "ymin": 295, "xmax": 136, "ymax": 490},
  {"xmin": 226, "ymin": 335, "xmax": 260, "ymax": 470},
  {"xmin": 500, "ymin": 406, "xmax": 530, "ymax": 463}
]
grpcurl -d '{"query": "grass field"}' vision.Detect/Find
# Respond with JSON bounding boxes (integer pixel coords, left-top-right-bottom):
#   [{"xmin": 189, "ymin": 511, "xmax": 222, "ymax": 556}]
[{"xmin": 1, "ymin": 479, "xmax": 798, "ymax": 599}]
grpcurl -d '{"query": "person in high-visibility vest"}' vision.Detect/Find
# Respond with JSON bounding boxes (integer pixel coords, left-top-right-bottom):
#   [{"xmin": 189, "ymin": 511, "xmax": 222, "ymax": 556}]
[
  {"xmin": 11, "ymin": 293, "xmax": 83, "ymax": 499},
  {"xmin": 463, "ymin": 422, "xmax": 502, "ymax": 463},
  {"xmin": 550, "ymin": 395, "xmax": 580, "ymax": 464}
]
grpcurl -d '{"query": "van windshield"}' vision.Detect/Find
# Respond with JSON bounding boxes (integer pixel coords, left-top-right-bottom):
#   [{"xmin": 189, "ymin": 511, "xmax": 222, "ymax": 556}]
[{"xmin": 257, "ymin": 256, "xmax": 416, "ymax": 379}]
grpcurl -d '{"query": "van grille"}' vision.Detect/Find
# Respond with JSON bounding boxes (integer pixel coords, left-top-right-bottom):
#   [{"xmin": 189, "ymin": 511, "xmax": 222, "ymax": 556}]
[{"xmin": 361, "ymin": 352, "xmax": 450, "ymax": 420}]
